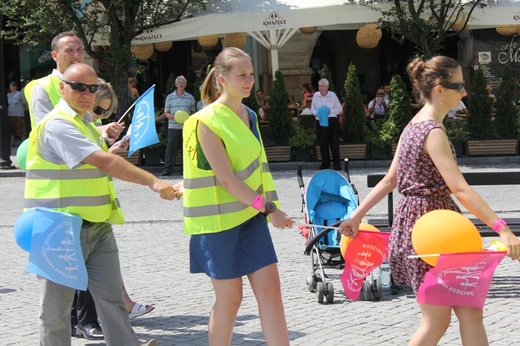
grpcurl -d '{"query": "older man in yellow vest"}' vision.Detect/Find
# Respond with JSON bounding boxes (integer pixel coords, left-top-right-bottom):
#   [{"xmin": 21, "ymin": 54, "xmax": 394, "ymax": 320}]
[{"xmin": 24, "ymin": 63, "xmax": 178, "ymax": 346}]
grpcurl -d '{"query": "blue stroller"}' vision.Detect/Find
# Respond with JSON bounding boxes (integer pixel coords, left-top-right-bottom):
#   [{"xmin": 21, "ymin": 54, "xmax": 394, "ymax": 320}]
[{"xmin": 297, "ymin": 164, "xmax": 358, "ymax": 303}]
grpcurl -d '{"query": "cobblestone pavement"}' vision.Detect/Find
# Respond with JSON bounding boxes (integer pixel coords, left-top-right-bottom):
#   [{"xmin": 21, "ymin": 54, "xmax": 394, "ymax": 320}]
[{"xmin": 2, "ymin": 164, "xmax": 520, "ymax": 345}]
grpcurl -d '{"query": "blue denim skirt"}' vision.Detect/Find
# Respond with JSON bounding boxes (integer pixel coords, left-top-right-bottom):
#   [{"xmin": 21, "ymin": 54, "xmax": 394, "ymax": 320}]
[{"xmin": 189, "ymin": 214, "xmax": 278, "ymax": 279}]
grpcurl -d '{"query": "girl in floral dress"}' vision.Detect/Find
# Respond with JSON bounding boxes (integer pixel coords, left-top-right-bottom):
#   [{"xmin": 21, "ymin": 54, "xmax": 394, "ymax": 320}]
[{"xmin": 339, "ymin": 56, "xmax": 520, "ymax": 346}]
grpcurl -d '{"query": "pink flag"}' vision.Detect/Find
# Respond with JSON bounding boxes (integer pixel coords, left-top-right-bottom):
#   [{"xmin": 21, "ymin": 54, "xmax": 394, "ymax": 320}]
[
  {"xmin": 417, "ymin": 251, "xmax": 506, "ymax": 308},
  {"xmin": 340, "ymin": 230, "xmax": 390, "ymax": 300}
]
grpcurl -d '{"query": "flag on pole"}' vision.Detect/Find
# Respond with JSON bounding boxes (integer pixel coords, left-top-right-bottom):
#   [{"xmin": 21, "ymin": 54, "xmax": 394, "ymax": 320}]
[
  {"xmin": 27, "ymin": 208, "xmax": 87, "ymax": 290},
  {"xmin": 128, "ymin": 85, "xmax": 159, "ymax": 156},
  {"xmin": 340, "ymin": 230, "xmax": 390, "ymax": 300},
  {"xmin": 417, "ymin": 251, "xmax": 506, "ymax": 308}
]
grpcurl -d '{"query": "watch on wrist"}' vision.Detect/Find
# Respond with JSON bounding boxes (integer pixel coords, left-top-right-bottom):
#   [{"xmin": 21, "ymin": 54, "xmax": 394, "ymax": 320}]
[{"xmin": 263, "ymin": 201, "xmax": 277, "ymax": 216}]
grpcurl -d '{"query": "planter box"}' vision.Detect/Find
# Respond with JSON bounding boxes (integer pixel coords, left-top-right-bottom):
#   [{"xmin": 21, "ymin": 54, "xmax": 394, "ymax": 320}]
[
  {"xmin": 467, "ymin": 139, "xmax": 518, "ymax": 157},
  {"xmin": 142, "ymin": 148, "xmax": 162, "ymax": 166},
  {"xmin": 264, "ymin": 145, "xmax": 291, "ymax": 162},
  {"xmin": 316, "ymin": 143, "xmax": 367, "ymax": 161},
  {"xmin": 291, "ymin": 147, "xmax": 317, "ymax": 162},
  {"xmin": 116, "ymin": 150, "xmax": 141, "ymax": 166}
]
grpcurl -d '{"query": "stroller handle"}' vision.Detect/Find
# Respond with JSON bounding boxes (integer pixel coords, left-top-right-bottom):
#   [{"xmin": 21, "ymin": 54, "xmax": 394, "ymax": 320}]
[
  {"xmin": 297, "ymin": 164, "xmax": 304, "ymax": 188},
  {"xmin": 304, "ymin": 220, "xmax": 344, "ymax": 255}
]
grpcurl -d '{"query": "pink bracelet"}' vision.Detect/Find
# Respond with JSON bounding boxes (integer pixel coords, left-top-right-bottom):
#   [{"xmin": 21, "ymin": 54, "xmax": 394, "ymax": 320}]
[
  {"xmin": 492, "ymin": 218, "xmax": 507, "ymax": 234},
  {"xmin": 251, "ymin": 195, "xmax": 264, "ymax": 211}
]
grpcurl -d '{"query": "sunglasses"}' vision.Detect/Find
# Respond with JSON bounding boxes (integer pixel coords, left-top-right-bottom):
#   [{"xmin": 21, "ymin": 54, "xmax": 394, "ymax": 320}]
[
  {"xmin": 441, "ymin": 81, "xmax": 465, "ymax": 93},
  {"xmin": 377, "ymin": 93, "xmax": 385, "ymax": 95},
  {"xmin": 63, "ymin": 81, "xmax": 99, "ymax": 93},
  {"xmin": 93, "ymin": 106, "xmax": 110, "ymax": 117}
]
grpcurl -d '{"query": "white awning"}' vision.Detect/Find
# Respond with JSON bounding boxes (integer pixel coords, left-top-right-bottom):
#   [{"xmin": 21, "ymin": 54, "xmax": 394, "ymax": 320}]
[{"xmin": 130, "ymin": 1, "xmax": 520, "ymax": 77}]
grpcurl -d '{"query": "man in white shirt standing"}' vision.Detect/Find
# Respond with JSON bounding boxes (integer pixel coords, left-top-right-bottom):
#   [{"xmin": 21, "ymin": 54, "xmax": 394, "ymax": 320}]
[{"xmin": 311, "ymin": 78, "xmax": 343, "ymax": 170}]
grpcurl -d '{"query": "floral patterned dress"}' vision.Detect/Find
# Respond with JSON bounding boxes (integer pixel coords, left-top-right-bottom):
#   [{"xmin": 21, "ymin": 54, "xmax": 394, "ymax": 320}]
[{"xmin": 388, "ymin": 120, "xmax": 460, "ymax": 292}]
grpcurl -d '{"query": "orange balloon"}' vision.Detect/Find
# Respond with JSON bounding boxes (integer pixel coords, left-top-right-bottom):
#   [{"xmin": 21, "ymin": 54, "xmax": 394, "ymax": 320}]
[
  {"xmin": 340, "ymin": 223, "xmax": 380, "ymax": 258},
  {"xmin": 412, "ymin": 210, "xmax": 482, "ymax": 266}
]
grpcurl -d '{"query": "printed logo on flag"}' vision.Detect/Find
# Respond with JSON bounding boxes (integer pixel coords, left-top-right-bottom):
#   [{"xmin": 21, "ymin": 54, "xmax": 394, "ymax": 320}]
[
  {"xmin": 340, "ymin": 231, "xmax": 390, "ymax": 300},
  {"xmin": 27, "ymin": 208, "xmax": 87, "ymax": 290},
  {"xmin": 417, "ymin": 252, "xmax": 506, "ymax": 308},
  {"xmin": 128, "ymin": 85, "xmax": 159, "ymax": 156}
]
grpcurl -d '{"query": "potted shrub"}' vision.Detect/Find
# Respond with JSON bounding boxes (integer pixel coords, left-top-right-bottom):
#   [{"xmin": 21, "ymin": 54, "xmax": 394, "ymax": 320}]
[
  {"xmin": 467, "ymin": 67, "xmax": 518, "ymax": 156},
  {"xmin": 263, "ymin": 70, "xmax": 293, "ymax": 162},
  {"xmin": 366, "ymin": 74, "xmax": 412, "ymax": 159},
  {"xmin": 444, "ymin": 120, "xmax": 469, "ymax": 157},
  {"xmin": 341, "ymin": 62, "xmax": 369, "ymax": 160},
  {"xmin": 289, "ymin": 122, "xmax": 317, "ymax": 162},
  {"xmin": 494, "ymin": 65, "xmax": 518, "ymax": 140}
]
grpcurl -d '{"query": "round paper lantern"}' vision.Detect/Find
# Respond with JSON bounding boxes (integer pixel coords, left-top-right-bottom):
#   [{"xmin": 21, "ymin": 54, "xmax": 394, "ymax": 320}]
[
  {"xmin": 174, "ymin": 110, "xmax": 190, "ymax": 124},
  {"xmin": 132, "ymin": 44, "xmax": 154, "ymax": 61},
  {"xmin": 496, "ymin": 25, "xmax": 517, "ymax": 36},
  {"xmin": 300, "ymin": 26, "xmax": 318, "ymax": 35},
  {"xmin": 224, "ymin": 32, "xmax": 247, "ymax": 49},
  {"xmin": 16, "ymin": 138, "xmax": 29, "ymax": 171},
  {"xmin": 412, "ymin": 210, "xmax": 482, "ymax": 266},
  {"xmin": 356, "ymin": 24, "xmax": 382, "ymax": 49},
  {"xmin": 13, "ymin": 209, "xmax": 37, "ymax": 251},
  {"xmin": 154, "ymin": 41, "xmax": 173, "ymax": 52},
  {"xmin": 450, "ymin": 13, "xmax": 466, "ymax": 32},
  {"xmin": 198, "ymin": 35, "xmax": 219, "ymax": 48},
  {"xmin": 340, "ymin": 223, "xmax": 380, "ymax": 258}
]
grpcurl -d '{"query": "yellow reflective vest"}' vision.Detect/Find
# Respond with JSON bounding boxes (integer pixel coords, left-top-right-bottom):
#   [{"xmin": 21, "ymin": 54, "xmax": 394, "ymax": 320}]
[
  {"xmin": 182, "ymin": 103, "xmax": 279, "ymax": 235},
  {"xmin": 24, "ymin": 105, "xmax": 125, "ymax": 224},
  {"xmin": 25, "ymin": 74, "xmax": 62, "ymax": 129}
]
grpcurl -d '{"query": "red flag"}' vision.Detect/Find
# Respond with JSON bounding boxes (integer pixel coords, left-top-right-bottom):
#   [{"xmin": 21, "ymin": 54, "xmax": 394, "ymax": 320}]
[
  {"xmin": 340, "ymin": 230, "xmax": 390, "ymax": 300},
  {"xmin": 417, "ymin": 251, "xmax": 506, "ymax": 308}
]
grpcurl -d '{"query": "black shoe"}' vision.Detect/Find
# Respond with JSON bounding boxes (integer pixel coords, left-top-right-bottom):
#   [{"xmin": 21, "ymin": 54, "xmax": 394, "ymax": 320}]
[
  {"xmin": 160, "ymin": 172, "xmax": 171, "ymax": 176},
  {"xmin": 333, "ymin": 165, "xmax": 341, "ymax": 171},
  {"xmin": 76, "ymin": 322, "xmax": 104, "ymax": 340},
  {"xmin": 71, "ymin": 324, "xmax": 82, "ymax": 338},
  {"xmin": 319, "ymin": 165, "xmax": 330, "ymax": 170}
]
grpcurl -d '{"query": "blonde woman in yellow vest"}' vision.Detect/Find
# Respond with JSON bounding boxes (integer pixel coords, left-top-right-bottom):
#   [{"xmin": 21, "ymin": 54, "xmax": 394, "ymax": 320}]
[
  {"xmin": 182, "ymin": 47, "xmax": 294, "ymax": 346},
  {"xmin": 25, "ymin": 63, "xmax": 175, "ymax": 346}
]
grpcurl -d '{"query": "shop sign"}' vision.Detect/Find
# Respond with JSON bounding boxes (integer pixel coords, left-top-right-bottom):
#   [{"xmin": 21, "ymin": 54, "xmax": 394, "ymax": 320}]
[
  {"xmin": 263, "ymin": 12, "xmax": 287, "ymax": 28},
  {"xmin": 134, "ymin": 28, "xmax": 163, "ymax": 42}
]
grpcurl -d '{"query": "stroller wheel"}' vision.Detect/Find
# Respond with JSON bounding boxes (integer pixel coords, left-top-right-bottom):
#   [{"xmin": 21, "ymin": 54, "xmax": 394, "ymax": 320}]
[
  {"xmin": 360, "ymin": 280, "xmax": 372, "ymax": 301},
  {"xmin": 325, "ymin": 282, "xmax": 334, "ymax": 303},
  {"xmin": 372, "ymin": 280, "xmax": 383, "ymax": 301},
  {"xmin": 306, "ymin": 276, "xmax": 316, "ymax": 292},
  {"xmin": 316, "ymin": 282, "xmax": 325, "ymax": 304}
]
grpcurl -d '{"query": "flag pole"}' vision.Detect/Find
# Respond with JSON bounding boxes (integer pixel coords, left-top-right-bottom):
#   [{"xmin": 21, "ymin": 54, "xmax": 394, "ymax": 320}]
[{"xmin": 117, "ymin": 84, "xmax": 156, "ymax": 124}]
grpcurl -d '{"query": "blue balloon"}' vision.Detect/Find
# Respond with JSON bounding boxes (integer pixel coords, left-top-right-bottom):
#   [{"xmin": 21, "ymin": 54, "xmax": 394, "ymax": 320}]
[
  {"xmin": 14, "ymin": 209, "xmax": 37, "ymax": 252},
  {"xmin": 16, "ymin": 138, "xmax": 29, "ymax": 171}
]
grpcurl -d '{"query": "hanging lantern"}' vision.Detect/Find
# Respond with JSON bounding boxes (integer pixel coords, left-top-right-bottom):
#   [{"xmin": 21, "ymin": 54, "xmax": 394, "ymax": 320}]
[
  {"xmin": 198, "ymin": 35, "xmax": 219, "ymax": 48},
  {"xmin": 356, "ymin": 24, "xmax": 382, "ymax": 49},
  {"xmin": 496, "ymin": 25, "xmax": 517, "ymax": 36},
  {"xmin": 223, "ymin": 32, "xmax": 247, "ymax": 49},
  {"xmin": 154, "ymin": 41, "xmax": 173, "ymax": 52},
  {"xmin": 300, "ymin": 26, "xmax": 318, "ymax": 35},
  {"xmin": 451, "ymin": 13, "xmax": 466, "ymax": 32},
  {"xmin": 132, "ymin": 44, "xmax": 154, "ymax": 61}
]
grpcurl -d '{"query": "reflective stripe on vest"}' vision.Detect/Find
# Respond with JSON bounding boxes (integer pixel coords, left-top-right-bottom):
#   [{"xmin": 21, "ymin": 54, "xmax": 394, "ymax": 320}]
[
  {"xmin": 182, "ymin": 103, "xmax": 279, "ymax": 235},
  {"xmin": 24, "ymin": 107, "xmax": 124, "ymax": 224}
]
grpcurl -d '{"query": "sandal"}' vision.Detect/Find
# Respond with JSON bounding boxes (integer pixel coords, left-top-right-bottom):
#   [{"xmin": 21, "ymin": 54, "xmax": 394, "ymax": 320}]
[{"xmin": 129, "ymin": 303, "xmax": 155, "ymax": 320}]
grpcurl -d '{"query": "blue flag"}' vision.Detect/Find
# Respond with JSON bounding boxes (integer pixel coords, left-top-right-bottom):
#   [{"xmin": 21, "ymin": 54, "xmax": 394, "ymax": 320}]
[
  {"xmin": 128, "ymin": 85, "xmax": 159, "ymax": 156},
  {"xmin": 27, "ymin": 208, "xmax": 87, "ymax": 290}
]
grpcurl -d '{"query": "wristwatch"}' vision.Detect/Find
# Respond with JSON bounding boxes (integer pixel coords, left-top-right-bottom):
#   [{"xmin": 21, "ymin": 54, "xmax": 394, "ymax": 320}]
[{"xmin": 262, "ymin": 201, "xmax": 277, "ymax": 216}]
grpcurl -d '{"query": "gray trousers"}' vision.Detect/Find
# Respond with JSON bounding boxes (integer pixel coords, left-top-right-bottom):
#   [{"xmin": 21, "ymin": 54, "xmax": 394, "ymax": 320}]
[
  {"xmin": 38, "ymin": 222, "xmax": 138, "ymax": 346},
  {"xmin": 163, "ymin": 128, "xmax": 182, "ymax": 174}
]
